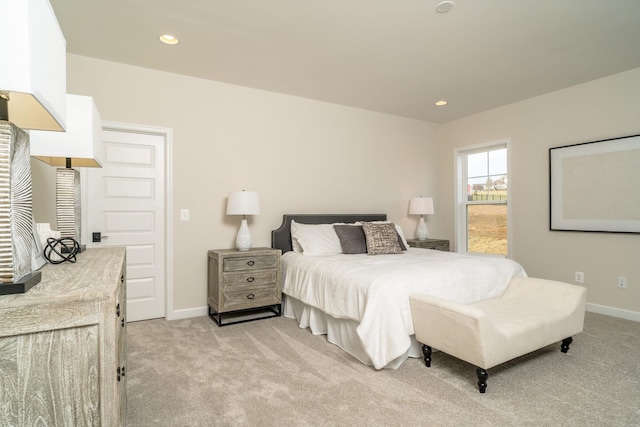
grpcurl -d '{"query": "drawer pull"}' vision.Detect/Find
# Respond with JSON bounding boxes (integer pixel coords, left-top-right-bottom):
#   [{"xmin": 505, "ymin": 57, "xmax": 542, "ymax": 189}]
[
  {"xmin": 247, "ymin": 293, "xmax": 255, "ymax": 300},
  {"xmin": 246, "ymin": 277, "xmax": 255, "ymax": 283},
  {"xmin": 247, "ymin": 260, "xmax": 255, "ymax": 266},
  {"xmin": 120, "ymin": 274, "xmax": 125, "ymax": 284},
  {"xmin": 116, "ymin": 303, "xmax": 120, "ymax": 317}
]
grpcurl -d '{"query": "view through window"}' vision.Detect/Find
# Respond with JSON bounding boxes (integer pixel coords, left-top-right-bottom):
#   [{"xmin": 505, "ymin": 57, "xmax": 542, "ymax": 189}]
[{"xmin": 462, "ymin": 144, "xmax": 508, "ymax": 256}]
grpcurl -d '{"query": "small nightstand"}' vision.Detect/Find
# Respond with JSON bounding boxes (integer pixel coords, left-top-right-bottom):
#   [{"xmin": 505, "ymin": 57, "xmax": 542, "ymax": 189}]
[
  {"xmin": 406, "ymin": 238, "xmax": 450, "ymax": 252},
  {"xmin": 207, "ymin": 247, "xmax": 282, "ymax": 326}
]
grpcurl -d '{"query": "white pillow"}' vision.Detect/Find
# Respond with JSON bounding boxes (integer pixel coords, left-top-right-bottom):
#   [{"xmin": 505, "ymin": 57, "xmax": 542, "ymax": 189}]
[
  {"xmin": 291, "ymin": 220, "xmax": 343, "ymax": 255},
  {"xmin": 290, "ymin": 221, "xmax": 304, "ymax": 253}
]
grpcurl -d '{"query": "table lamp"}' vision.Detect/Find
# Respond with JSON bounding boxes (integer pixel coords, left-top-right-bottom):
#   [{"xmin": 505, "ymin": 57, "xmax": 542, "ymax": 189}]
[
  {"xmin": 30, "ymin": 94, "xmax": 103, "ymax": 251},
  {"xmin": 409, "ymin": 196, "xmax": 434, "ymax": 240},
  {"xmin": 227, "ymin": 190, "xmax": 260, "ymax": 251},
  {"xmin": 0, "ymin": 0, "xmax": 67, "ymax": 294}
]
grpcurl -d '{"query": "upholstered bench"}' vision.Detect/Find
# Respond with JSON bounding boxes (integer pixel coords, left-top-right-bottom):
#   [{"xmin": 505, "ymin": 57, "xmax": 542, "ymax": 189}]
[{"xmin": 409, "ymin": 276, "xmax": 586, "ymax": 393}]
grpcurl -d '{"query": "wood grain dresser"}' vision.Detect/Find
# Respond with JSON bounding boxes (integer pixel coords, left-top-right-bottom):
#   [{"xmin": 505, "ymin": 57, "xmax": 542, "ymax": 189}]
[{"xmin": 0, "ymin": 247, "xmax": 127, "ymax": 426}]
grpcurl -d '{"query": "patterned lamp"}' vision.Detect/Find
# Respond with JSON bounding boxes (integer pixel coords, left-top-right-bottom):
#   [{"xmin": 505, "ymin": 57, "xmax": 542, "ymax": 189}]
[
  {"xmin": 30, "ymin": 94, "xmax": 103, "ymax": 249},
  {"xmin": 0, "ymin": 0, "xmax": 67, "ymax": 294}
]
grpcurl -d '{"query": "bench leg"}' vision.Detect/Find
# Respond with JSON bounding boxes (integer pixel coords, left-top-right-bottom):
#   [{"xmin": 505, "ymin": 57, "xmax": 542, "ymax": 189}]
[
  {"xmin": 476, "ymin": 368, "xmax": 488, "ymax": 393},
  {"xmin": 561, "ymin": 337, "xmax": 573, "ymax": 353},
  {"xmin": 422, "ymin": 344, "xmax": 432, "ymax": 367}
]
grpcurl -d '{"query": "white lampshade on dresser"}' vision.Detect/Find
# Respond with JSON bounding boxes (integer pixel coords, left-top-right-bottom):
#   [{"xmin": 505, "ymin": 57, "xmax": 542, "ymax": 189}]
[{"xmin": 0, "ymin": 0, "xmax": 67, "ymax": 132}]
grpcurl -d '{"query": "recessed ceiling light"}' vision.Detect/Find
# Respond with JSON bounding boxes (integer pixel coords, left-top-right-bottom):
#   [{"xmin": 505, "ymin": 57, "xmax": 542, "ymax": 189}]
[
  {"xmin": 435, "ymin": 100, "xmax": 448, "ymax": 106},
  {"xmin": 435, "ymin": 1, "xmax": 455, "ymax": 13},
  {"xmin": 159, "ymin": 34, "xmax": 179, "ymax": 45}
]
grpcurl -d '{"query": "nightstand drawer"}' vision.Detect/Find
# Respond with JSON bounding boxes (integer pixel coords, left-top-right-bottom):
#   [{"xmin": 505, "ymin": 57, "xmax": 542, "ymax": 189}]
[
  {"xmin": 222, "ymin": 270, "xmax": 278, "ymax": 288},
  {"xmin": 222, "ymin": 286, "xmax": 280, "ymax": 311},
  {"xmin": 223, "ymin": 255, "xmax": 278, "ymax": 272}
]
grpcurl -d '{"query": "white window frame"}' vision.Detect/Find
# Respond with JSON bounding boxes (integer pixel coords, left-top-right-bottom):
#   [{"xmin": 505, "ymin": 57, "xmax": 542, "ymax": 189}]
[{"xmin": 454, "ymin": 139, "xmax": 512, "ymax": 258}]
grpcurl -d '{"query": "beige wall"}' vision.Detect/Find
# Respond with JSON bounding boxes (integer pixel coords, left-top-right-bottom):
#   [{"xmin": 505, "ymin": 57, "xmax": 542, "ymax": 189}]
[
  {"xmin": 32, "ymin": 54, "xmax": 439, "ymax": 314},
  {"xmin": 437, "ymin": 67, "xmax": 640, "ymax": 317},
  {"xmin": 32, "ymin": 54, "xmax": 639, "ymax": 318}
]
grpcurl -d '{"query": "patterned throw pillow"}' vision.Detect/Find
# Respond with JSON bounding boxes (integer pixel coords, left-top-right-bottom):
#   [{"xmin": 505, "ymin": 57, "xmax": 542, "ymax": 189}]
[{"xmin": 362, "ymin": 222, "xmax": 403, "ymax": 255}]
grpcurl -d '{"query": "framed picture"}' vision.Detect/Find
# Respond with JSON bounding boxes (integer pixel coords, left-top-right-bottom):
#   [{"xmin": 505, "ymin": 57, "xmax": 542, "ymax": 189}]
[{"xmin": 549, "ymin": 134, "xmax": 640, "ymax": 233}]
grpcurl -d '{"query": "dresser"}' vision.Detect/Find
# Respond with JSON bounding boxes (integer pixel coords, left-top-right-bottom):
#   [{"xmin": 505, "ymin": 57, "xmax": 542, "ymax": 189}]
[
  {"xmin": 0, "ymin": 247, "xmax": 127, "ymax": 426},
  {"xmin": 406, "ymin": 238, "xmax": 450, "ymax": 251},
  {"xmin": 207, "ymin": 247, "xmax": 282, "ymax": 326}
]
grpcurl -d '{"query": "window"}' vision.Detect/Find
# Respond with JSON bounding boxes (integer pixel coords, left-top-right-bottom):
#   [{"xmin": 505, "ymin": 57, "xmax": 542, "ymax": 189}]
[{"xmin": 455, "ymin": 140, "xmax": 510, "ymax": 257}]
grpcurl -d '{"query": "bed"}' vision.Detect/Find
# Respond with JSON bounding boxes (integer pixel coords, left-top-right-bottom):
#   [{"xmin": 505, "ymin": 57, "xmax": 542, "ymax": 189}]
[{"xmin": 271, "ymin": 214, "xmax": 526, "ymax": 369}]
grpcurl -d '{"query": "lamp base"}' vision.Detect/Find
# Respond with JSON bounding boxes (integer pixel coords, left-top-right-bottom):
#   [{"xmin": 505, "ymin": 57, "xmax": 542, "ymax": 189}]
[
  {"xmin": 0, "ymin": 121, "xmax": 38, "ymax": 289},
  {"xmin": 0, "ymin": 271, "xmax": 42, "ymax": 295},
  {"xmin": 236, "ymin": 219, "xmax": 253, "ymax": 251},
  {"xmin": 56, "ymin": 168, "xmax": 82, "ymax": 243},
  {"xmin": 416, "ymin": 216, "xmax": 429, "ymax": 240}
]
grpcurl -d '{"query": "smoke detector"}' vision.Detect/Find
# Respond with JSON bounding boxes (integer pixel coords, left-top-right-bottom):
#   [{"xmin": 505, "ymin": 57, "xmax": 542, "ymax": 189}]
[{"xmin": 435, "ymin": 1, "xmax": 455, "ymax": 13}]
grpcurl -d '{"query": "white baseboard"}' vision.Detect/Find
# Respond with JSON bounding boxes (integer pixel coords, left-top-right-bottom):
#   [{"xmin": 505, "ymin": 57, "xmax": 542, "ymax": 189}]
[
  {"xmin": 166, "ymin": 306, "xmax": 208, "ymax": 321},
  {"xmin": 166, "ymin": 303, "xmax": 639, "ymax": 323},
  {"xmin": 586, "ymin": 303, "xmax": 640, "ymax": 322}
]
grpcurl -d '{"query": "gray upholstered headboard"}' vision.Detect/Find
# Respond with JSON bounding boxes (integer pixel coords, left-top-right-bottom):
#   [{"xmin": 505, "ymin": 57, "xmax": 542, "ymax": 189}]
[{"xmin": 271, "ymin": 214, "xmax": 387, "ymax": 253}]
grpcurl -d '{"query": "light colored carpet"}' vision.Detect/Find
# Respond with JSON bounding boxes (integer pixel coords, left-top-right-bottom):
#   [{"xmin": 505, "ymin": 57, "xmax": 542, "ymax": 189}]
[{"xmin": 125, "ymin": 312, "xmax": 640, "ymax": 426}]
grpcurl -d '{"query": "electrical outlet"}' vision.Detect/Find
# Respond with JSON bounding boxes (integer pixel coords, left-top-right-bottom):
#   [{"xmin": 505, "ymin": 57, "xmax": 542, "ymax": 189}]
[
  {"xmin": 617, "ymin": 276, "xmax": 627, "ymax": 289},
  {"xmin": 575, "ymin": 271, "xmax": 584, "ymax": 283}
]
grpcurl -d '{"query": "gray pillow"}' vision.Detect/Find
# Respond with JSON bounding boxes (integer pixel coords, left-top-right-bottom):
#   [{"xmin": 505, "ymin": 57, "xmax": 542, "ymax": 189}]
[
  {"xmin": 333, "ymin": 224, "xmax": 367, "ymax": 254},
  {"xmin": 362, "ymin": 222, "xmax": 403, "ymax": 255},
  {"xmin": 397, "ymin": 230, "xmax": 407, "ymax": 251}
]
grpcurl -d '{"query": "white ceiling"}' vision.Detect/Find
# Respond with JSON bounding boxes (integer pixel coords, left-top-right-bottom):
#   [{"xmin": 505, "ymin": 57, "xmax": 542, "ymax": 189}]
[{"xmin": 49, "ymin": 0, "xmax": 640, "ymax": 123}]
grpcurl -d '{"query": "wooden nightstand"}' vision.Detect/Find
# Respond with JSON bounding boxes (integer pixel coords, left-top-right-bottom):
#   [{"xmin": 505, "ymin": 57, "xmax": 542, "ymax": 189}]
[
  {"xmin": 406, "ymin": 238, "xmax": 450, "ymax": 252},
  {"xmin": 207, "ymin": 247, "xmax": 282, "ymax": 326}
]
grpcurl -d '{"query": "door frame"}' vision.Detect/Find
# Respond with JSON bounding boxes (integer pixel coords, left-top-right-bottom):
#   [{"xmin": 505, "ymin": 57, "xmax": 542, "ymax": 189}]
[{"xmin": 81, "ymin": 121, "xmax": 175, "ymax": 320}]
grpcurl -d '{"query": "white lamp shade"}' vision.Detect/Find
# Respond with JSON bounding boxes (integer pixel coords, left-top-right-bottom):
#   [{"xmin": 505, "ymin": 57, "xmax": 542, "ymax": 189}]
[
  {"xmin": 0, "ymin": 0, "xmax": 67, "ymax": 131},
  {"xmin": 227, "ymin": 191, "xmax": 260, "ymax": 215},
  {"xmin": 409, "ymin": 197, "xmax": 434, "ymax": 215},
  {"xmin": 30, "ymin": 94, "xmax": 103, "ymax": 167}
]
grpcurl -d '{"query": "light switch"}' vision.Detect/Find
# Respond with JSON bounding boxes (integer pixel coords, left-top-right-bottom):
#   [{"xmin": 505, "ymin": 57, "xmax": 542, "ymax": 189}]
[{"xmin": 180, "ymin": 209, "xmax": 190, "ymax": 221}]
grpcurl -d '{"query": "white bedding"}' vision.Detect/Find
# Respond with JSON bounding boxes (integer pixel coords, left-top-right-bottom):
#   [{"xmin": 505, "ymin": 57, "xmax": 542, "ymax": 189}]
[{"xmin": 282, "ymin": 248, "xmax": 526, "ymax": 369}]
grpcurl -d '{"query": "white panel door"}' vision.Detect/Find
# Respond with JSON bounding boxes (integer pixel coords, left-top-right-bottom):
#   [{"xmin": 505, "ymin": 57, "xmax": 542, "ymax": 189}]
[{"xmin": 87, "ymin": 129, "xmax": 165, "ymax": 322}]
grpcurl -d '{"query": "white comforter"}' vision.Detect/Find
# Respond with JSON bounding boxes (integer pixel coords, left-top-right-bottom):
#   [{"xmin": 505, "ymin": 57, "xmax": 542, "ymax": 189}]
[{"xmin": 282, "ymin": 248, "xmax": 526, "ymax": 369}]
